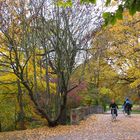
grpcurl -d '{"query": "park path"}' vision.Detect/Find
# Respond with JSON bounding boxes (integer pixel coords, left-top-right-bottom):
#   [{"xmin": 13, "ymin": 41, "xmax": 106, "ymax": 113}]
[{"xmin": 0, "ymin": 112, "xmax": 140, "ymax": 140}]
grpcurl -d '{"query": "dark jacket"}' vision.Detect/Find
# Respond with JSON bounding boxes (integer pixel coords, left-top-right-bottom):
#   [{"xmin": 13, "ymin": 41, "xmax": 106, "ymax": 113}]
[
  {"xmin": 110, "ymin": 103, "xmax": 118, "ymax": 109},
  {"xmin": 110, "ymin": 103, "xmax": 118, "ymax": 116}
]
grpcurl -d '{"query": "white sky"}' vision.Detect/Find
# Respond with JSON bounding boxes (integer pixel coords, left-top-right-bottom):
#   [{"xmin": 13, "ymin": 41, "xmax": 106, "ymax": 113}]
[{"xmin": 75, "ymin": 0, "xmax": 119, "ymax": 65}]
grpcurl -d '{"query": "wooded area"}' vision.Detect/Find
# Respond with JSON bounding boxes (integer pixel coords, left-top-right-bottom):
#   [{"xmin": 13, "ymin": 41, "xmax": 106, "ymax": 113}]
[{"xmin": 0, "ymin": 0, "xmax": 140, "ymax": 132}]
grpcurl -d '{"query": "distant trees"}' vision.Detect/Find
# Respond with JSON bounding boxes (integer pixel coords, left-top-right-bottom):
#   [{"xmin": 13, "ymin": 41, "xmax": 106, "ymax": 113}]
[
  {"xmin": 90, "ymin": 11, "xmax": 140, "ymax": 103},
  {"xmin": 70, "ymin": 11, "xmax": 140, "ymax": 108}
]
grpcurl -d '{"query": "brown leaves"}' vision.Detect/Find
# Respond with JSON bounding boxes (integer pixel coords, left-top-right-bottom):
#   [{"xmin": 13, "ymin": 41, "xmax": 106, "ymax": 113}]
[{"xmin": 0, "ymin": 114, "xmax": 140, "ymax": 140}]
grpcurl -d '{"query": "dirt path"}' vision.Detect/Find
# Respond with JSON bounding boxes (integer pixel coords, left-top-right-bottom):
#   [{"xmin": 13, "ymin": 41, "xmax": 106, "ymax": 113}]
[{"xmin": 0, "ymin": 113, "xmax": 140, "ymax": 140}]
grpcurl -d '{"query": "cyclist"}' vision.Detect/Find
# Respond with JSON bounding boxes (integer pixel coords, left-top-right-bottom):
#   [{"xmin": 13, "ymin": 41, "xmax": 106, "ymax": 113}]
[
  {"xmin": 123, "ymin": 98, "xmax": 132, "ymax": 115},
  {"xmin": 109, "ymin": 99, "xmax": 118, "ymax": 117}
]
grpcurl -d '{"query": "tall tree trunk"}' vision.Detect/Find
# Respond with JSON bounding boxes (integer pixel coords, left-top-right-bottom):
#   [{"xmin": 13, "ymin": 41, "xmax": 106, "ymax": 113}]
[
  {"xmin": 58, "ymin": 93, "xmax": 67, "ymax": 124},
  {"xmin": 47, "ymin": 93, "xmax": 67, "ymax": 126},
  {"xmin": 17, "ymin": 79, "xmax": 26, "ymax": 130}
]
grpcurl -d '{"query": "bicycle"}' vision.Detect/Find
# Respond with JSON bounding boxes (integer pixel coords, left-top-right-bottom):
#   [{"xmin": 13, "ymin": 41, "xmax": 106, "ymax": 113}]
[
  {"xmin": 111, "ymin": 108, "xmax": 117, "ymax": 121},
  {"xmin": 125, "ymin": 107, "xmax": 131, "ymax": 117},
  {"xmin": 122, "ymin": 105, "xmax": 125, "ymax": 115}
]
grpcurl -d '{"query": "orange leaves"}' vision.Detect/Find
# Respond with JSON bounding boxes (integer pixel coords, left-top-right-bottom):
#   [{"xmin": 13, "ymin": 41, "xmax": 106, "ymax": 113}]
[{"xmin": 0, "ymin": 114, "xmax": 140, "ymax": 139}]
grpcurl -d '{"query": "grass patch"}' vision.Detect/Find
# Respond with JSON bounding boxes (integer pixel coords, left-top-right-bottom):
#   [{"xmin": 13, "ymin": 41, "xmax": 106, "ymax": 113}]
[{"xmin": 132, "ymin": 110, "xmax": 140, "ymax": 114}]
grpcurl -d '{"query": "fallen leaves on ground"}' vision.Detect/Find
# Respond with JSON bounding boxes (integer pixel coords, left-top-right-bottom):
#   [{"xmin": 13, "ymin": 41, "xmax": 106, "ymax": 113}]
[{"xmin": 0, "ymin": 114, "xmax": 140, "ymax": 140}]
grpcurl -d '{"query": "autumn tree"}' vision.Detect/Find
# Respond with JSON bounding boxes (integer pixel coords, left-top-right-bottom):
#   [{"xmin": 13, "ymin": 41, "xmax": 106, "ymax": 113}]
[{"xmin": 0, "ymin": 0, "xmax": 104, "ymax": 126}]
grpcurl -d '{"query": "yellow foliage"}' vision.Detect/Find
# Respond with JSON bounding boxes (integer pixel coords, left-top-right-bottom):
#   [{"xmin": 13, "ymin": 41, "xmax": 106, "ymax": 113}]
[{"xmin": 0, "ymin": 73, "xmax": 16, "ymax": 82}]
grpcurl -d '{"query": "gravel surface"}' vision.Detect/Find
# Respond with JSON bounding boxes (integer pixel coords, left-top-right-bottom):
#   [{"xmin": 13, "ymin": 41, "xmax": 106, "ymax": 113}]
[{"xmin": 0, "ymin": 113, "xmax": 140, "ymax": 140}]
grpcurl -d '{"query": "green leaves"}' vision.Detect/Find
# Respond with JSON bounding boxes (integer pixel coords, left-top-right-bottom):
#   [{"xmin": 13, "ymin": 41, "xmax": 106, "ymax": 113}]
[
  {"xmin": 125, "ymin": 0, "xmax": 140, "ymax": 15},
  {"xmin": 116, "ymin": 5, "xmax": 123, "ymax": 20},
  {"xmin": 80, "ymin": 0, "xmax": 96, "ymax": 4},
  {"xmin": 136, "ymin": 0, "xmax": 140, "ymax": 11},
  {"xmin": 105, "ymin": 0, "xmax": 111, "ymax": 6},
  {"xmin": 129, "ymin": 1, "xmax": 137, "ymax": 15},
  {"xmin": 57, "ymin": 0, "xmax": 72, "ymax": 7},
  {"xmin": 103, "ymin": 12, "xmax": 110, "ymax": 25},
  {"xmin": 103, "ymin": 12, "xmax": 116, "ymax": 26},
  {"xmin": 102, "ymin": 12, "xmax": 110, "ymax": 19},
  {"xmin": 103, "ymin": 0, "xmax": 140, "ymax": 25},
  {"xmin": 89, "ymin": 0, "xmax": 96, "ymax": 4},
  {"xmin": 103, "ymin": 5, "xmax": 124, "ymax": 26}
]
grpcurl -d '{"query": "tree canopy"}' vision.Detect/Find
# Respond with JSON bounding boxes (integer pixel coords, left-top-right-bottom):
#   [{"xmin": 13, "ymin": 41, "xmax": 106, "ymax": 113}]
[{"xmin": 59, "ymin": 0, "xmax": 140, "ymax": 25}]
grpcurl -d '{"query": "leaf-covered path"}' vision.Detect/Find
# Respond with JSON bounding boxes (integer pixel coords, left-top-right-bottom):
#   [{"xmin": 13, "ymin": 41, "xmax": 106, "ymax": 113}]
[{"xmin": 0, "ymin": 113, "xmax": 140, "ymax": 140}]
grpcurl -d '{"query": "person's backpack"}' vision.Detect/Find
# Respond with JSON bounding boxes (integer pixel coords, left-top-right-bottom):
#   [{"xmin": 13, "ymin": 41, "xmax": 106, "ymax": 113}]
[{"xmin": 126, "ymin": 100, "xmax": 132, "ymax": 108}]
